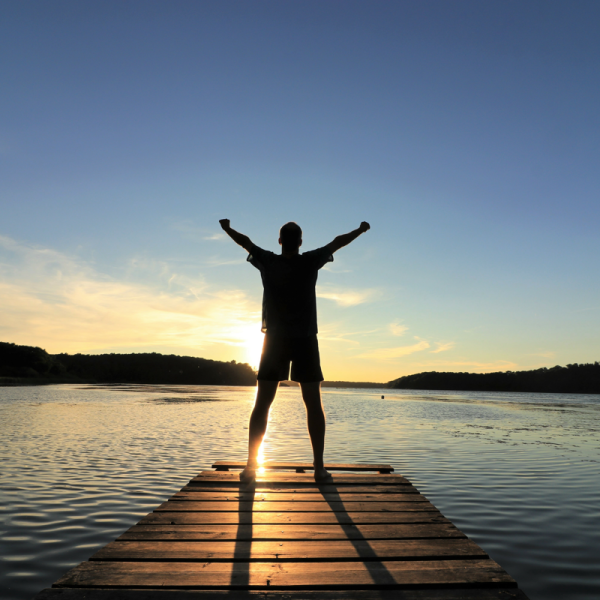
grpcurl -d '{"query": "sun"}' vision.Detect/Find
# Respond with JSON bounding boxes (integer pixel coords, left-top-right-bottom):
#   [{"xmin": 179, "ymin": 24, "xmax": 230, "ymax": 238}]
[{"xmin": 240, "ymin": 325, "xmax": 264, "ymax": 370}]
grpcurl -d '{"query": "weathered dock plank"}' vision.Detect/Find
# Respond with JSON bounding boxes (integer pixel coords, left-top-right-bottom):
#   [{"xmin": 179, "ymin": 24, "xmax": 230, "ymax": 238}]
[
  {"xmin": 156, "ymin": 501, "xmax": 438, "ymax": 513},
  {"xmin": 33, "ymin": 462, "xmax": 530, "ymax": 600},
  {"xmin": 117, "ymin": 523, "xmax": 464, "ymax": 541},
  {"xmin": 158, "ymin": 499, "xmax": 431, "ymax": 511},
  {"xmin": 54, "ymin": 558, "xmax": 514, "ymax": 589},
  {"xmin": 35, "ymin": 588, "xmax": 531, "ymax": 600},
  {"xmin": 212, "ymin": 461, "xmax": 394, "ymax": 473},
  {"xmin": 179, "ymin": 484, "xmax": 416, "ymax": 494},
  {"xmin": 172, "ymin": 490, "xmax": 421, "ymax": 501},
  {"xmin": 138, "ymin": 510, "xmax": 449, "ymax": 525},
  {"xmin": 190, "ymin": 472, "xmax": 410, "ymax": 485},
  {"xmin": 91, "ymin": 539, "xmax": 486, "ymax": 562}
]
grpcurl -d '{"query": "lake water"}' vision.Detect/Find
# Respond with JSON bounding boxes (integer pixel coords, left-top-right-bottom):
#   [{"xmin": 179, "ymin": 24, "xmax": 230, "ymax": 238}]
[{"xmin": 1, "ymin": 384, "xmax": 599, "ymax": 600}]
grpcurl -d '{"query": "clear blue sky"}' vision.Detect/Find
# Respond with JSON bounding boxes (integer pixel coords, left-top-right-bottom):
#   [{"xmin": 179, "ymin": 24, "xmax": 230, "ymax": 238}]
[{"xmin": 1, "ymin": 1, "xmax": 599, "ymax": 381}]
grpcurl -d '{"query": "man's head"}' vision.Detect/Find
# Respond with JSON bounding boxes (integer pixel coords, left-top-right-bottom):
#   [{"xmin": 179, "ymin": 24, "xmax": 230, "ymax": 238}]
[{"xmin": 279, "ymin": 222, "xmax": 303, "ymax": 253}]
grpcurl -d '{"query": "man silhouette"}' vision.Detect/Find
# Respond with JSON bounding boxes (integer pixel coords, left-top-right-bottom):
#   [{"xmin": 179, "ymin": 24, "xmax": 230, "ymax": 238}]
[{"xmin": 219, "ymin": 219, "xmax": 370, "ymax": 481}]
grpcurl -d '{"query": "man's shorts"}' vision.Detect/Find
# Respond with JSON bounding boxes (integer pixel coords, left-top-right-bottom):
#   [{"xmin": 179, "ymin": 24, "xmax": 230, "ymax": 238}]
[{"xmin": 257, "ymin": 334, "xmax": 324, "ymax": 383}]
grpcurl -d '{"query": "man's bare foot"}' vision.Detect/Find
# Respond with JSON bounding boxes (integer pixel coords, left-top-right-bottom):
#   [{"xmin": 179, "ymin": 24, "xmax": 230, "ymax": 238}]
[
  {"xmin": 240, "ymin": 460, "xmax": 258, "ymax": 482},
  {"xmin": 239, "ymin": 466, "xmax": 256, "ymax": 482},
  {"xmin": 314, "ymin": 466, "xmax": 331, "ymax": 481}
]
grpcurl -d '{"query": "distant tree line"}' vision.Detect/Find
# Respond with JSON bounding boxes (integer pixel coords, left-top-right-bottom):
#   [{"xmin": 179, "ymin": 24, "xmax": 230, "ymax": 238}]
[
  {"xmin": 0, "ymin": 342, "xmax": 257, "ymax": 386},
  {"xmin": 321, "ymin": 381, "xmax": 386, "ymax": 389},
  {"xmin": 3, "ymin": 341, "xmax": 599, "ymax": 393},
  {"xmin": 388, "ymin": 363, "xmax": 600, "ymax": 394}
]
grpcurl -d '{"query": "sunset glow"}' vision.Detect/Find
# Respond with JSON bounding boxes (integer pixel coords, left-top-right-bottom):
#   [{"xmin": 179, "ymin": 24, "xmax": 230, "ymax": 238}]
[{"xmin": 239, "ymin": 325, "xmax": 264, "ymax": 371}]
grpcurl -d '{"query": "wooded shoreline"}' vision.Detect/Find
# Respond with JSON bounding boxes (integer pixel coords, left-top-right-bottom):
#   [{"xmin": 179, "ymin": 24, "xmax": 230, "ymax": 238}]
[
  {"xmin": 1, "ymin": 341, "xmax": 599, "ymax": 394},
  {"xmin": 389, "ymin": 363, "xmax": 600, "ymax": 395}
]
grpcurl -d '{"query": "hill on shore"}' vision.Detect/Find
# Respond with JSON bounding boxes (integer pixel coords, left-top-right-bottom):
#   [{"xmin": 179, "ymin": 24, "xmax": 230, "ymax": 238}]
[
  {"xmin": 0, "ymin": 342, "xmax": 257, "ymax": 386},
  {"xmin": 388, "ymin": 363, "xmax": 600, "ymax": 394},
  {"xmin": 3, "ymin": 341, "xmax": 599, "ymax": 394}
]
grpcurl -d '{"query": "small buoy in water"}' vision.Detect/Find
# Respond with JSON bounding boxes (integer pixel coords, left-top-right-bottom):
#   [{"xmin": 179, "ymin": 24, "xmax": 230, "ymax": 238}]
[{"xmin": 381, "ymin": 395, "xmax": 385, "ymax": 399}]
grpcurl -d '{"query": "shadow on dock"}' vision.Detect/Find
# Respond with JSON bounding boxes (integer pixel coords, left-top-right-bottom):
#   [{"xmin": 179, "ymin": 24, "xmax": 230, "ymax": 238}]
[
  {"xmin": 231, "ymin": 482, "xmax": 256, "ymax": 588},
  {"xmin": 318, "ymin": 480, "xmax": 398, "ymax": 586}
]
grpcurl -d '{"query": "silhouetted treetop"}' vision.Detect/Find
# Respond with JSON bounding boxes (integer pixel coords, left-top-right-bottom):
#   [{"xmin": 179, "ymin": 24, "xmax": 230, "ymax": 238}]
[
  {"xmin": 388, "ymin": 363, "xmax": 600, "ymax": 394},
  {"xmin": 0, "ymin": 342, "xmax": 256, "ymax": 386}
]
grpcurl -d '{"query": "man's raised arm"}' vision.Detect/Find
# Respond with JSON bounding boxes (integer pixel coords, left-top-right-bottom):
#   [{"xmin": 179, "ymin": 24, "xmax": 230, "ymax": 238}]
[
  {"xmin": 326, "ymin": 221, "xmax": 370, "ymax": 253},
  {"xmin": 219, "ymin": 219, "xmax": 253, "ymax": 252}
]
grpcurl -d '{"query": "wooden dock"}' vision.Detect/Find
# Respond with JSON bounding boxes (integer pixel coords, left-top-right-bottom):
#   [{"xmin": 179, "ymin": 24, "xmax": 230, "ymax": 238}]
[{"xmin": 33, "ymin": 461, "xmax": 530, "ymax": 600}]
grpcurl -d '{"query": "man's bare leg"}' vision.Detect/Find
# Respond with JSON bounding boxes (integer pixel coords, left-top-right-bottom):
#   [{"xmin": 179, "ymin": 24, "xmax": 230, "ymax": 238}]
[
  {"xmin": 240, "ymin": 380, "xmax": 279, "ymax": 482},
  {"xmin": 300, "ymin": 381, "xmax": 331, "ymax": 481}
]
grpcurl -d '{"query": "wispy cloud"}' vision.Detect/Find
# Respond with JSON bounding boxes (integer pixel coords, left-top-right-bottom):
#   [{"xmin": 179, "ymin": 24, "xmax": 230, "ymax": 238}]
[
  {"xmin": 389, "ymin": 321, "xmax": 408, "ymax": 336},
  {"xmin": 431, "ymin": 341, "xmax": 455, "ymax": 353},
  {"xmin": 204, "ymin": 256, "xmax": 246, "ymax": 267},
  {"xmin": 321, "ymin": 264, "xmax": 352, "ymax": 274},
  {"xmin": 170, "ymin": 220, "xmax": 226, "ymax": 242},
  {"xmin": 317, "ymin": 322, "xmax": 383, "ymax": 346},
  {"xmin": 356, "ymin": 340, "xmax": 430, "ymax": 360},
  {"xmin": 317, "ymin": 334, "xmax": 362, "ymax": 346},
  {"xmin": 317, "ymin": 286, "xmax": 380, "ymax": 307},
  {"xmin": 204, "ymin": 232, "xmax": 227, "ymax": 241},
  {"xmin": 0, "ymin": 235, "xmax": 260, "ymax": 356}
]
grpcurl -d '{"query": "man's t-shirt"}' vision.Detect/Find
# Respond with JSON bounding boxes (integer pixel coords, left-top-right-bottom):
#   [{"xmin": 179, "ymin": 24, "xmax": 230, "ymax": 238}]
[{"xmin": 247, "ymin": 245, "xmax": 333, "ymax": 337}]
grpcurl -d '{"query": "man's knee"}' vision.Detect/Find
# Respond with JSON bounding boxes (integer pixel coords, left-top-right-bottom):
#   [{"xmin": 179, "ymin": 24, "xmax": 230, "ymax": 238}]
[
  {"xmin": 300, "ymin": 382, "xmax": 322, "ymax": 407},
  {"xmin": 254, "ymin": 380, "xmax": 279, "ymax": 408}
]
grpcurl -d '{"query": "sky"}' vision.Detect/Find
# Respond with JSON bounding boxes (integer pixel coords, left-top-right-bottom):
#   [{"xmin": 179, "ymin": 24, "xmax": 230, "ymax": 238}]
[{"xmin": 1, "ymin": 1, "xmax": 599, "ymax": 382}]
